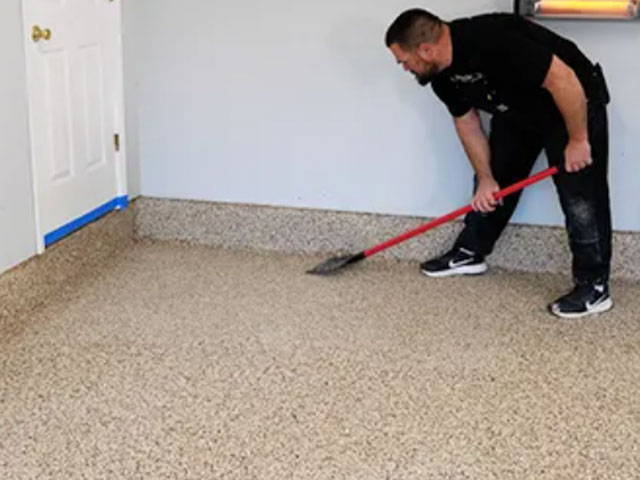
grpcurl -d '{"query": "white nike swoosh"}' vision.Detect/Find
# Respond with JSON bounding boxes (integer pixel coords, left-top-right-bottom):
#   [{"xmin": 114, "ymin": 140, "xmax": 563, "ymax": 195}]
[
  {"xmin": 449, "ymin": 258, "xmax": 474, "ymax": 269},
  {"xmin": 586, "ymin": 297, "xmax": 606, "ymax": 310}
]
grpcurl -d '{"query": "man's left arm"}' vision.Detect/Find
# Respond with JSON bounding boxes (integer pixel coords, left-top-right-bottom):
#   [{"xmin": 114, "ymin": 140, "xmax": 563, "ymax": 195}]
[{"xmin": 542, "ymin": 55, "xmax": 591, "ymax": 173}]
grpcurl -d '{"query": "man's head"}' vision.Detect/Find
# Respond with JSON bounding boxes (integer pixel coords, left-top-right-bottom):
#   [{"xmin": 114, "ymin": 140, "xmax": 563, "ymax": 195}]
[{"xmin": 385, "ymin": 9, "xmax": 449, "ymax": 86}]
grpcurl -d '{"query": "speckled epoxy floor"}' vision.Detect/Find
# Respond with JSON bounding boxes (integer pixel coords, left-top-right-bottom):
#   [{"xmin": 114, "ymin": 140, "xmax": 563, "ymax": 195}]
[{"xmin": 2, "ymin": 240, "xmax": 640, "ymax": 479}]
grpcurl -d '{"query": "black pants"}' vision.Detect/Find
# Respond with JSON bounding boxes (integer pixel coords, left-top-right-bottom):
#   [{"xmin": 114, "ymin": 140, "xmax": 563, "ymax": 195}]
[{"xmin": 454, "ymin": 86, "xmax": 612, "ymax": 285}]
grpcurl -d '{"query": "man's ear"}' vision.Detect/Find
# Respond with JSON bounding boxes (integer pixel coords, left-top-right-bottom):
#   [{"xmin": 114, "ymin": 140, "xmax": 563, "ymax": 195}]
[{"xmin": 415, "ymin": 43, "xmax": 433, "ymax": 62}]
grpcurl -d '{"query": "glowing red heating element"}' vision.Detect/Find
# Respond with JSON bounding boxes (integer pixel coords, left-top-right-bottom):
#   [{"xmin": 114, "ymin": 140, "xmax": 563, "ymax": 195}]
[{"xmin": 535, "ymin": 0, "xmax": 639, "ymax": 18}]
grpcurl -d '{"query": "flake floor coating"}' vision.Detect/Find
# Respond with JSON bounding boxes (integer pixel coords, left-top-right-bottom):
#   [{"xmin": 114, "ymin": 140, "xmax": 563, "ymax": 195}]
[{"xmin": 2, "ymin": 240, "xmax": 640, "ymax": 479}]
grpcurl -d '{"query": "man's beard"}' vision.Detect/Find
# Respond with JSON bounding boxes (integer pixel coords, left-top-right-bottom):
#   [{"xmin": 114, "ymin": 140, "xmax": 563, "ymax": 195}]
[{"xmin": 413, "ymin": 70, "xmax": 435, "ymax": 87}]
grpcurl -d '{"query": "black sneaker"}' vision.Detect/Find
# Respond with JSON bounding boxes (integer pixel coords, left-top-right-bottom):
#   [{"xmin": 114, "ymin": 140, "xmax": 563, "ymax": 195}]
[
  {"xmin": 420, "ymin": 247, "xmax": 488, "ymax": 278},
  {"xmin": 548, "ymin": 283, "xmax": 613, "ymax": 319}
]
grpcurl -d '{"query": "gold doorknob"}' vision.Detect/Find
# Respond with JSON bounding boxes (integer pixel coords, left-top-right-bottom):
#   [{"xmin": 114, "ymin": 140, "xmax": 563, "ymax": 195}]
[{"xmin": 32, "ymin": 25, "xmax": 52, "ymax": 42}]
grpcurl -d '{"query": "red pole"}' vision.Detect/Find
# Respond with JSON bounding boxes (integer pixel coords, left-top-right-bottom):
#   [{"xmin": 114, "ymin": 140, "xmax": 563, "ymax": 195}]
[{"xmin": 364, "ymin": 166, "xmax": 559, "ymax": 258}]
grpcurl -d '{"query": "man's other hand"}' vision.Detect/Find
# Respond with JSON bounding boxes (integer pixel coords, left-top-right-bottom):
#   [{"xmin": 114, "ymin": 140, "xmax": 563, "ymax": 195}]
[{"xmin": 565, "ymin": 139, "xmax": 592, "ymax": 173}]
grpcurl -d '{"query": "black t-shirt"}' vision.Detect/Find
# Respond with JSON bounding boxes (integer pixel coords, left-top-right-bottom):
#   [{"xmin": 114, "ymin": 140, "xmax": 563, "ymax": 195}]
[{"xmin": 431, "ymin": 13, "xmax": 596, "ymax": 120}]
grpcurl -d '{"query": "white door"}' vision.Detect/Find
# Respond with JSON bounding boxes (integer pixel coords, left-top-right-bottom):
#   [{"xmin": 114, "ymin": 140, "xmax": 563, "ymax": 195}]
[{"xmin": 22, "ymin": 0, "xmax": 127, "ymax": 252}]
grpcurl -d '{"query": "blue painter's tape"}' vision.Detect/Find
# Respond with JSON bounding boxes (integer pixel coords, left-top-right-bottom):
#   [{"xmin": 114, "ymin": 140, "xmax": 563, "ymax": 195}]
[
  {"xmin": 44, "ymin": 195, "xmax": 129, "ymax": 247},
  {"xmin": 114, "ymin": 195, "xmax": 129, "ymax": 210}
]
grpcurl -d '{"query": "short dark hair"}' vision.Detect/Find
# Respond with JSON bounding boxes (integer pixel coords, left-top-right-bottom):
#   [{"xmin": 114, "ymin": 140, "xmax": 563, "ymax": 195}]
[{"xmin": 385, "ymin": 9, "xmax": 444, "ymax": 49}]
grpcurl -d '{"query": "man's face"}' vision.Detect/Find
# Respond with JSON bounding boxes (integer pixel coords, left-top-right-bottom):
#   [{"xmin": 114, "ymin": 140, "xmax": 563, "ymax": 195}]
[{"xmin": 389, "ymin": 43, "xmax": 439, "ymax": 86}]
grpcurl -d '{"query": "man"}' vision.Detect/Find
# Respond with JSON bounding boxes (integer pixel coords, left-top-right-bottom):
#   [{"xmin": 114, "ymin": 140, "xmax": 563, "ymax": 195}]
[{"xmin": 385, "ymin": 9, "xmax": 612, "ymax": 319}]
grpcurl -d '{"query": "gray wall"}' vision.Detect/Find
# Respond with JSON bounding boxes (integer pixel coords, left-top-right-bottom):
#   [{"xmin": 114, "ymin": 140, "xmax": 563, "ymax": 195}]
[
  {"xmin": 0, "ymin": 0, "xmax": 37, "ymax": 274},
  {"xmin": 122, "ymin": 0, "xmax": 142, "ymax": 197},
  {"xmin": 127, "ymin": 0, "xmax": 640, "ymax": 231}
]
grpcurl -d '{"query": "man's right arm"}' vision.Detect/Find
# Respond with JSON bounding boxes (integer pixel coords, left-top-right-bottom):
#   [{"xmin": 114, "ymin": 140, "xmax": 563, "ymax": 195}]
[{"xmin": 454, "ymin": 109, "xmax": 500, "ymax": 212}]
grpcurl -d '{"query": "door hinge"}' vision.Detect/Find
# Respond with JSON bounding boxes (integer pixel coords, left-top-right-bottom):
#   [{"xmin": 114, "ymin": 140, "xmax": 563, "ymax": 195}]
[{"xmin": 114, "ymin": 133, "xmax": 120, "ymax": 152}]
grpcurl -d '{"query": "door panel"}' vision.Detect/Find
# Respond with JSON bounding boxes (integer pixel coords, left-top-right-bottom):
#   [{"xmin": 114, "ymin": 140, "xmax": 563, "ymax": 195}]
[
  {"xmin": 79, "ymin": 44, "xmax": 105, "ymax": 171},
  {"xmin": 45, "ymin": 50, "xmax": 74, "ymax": 182}
]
